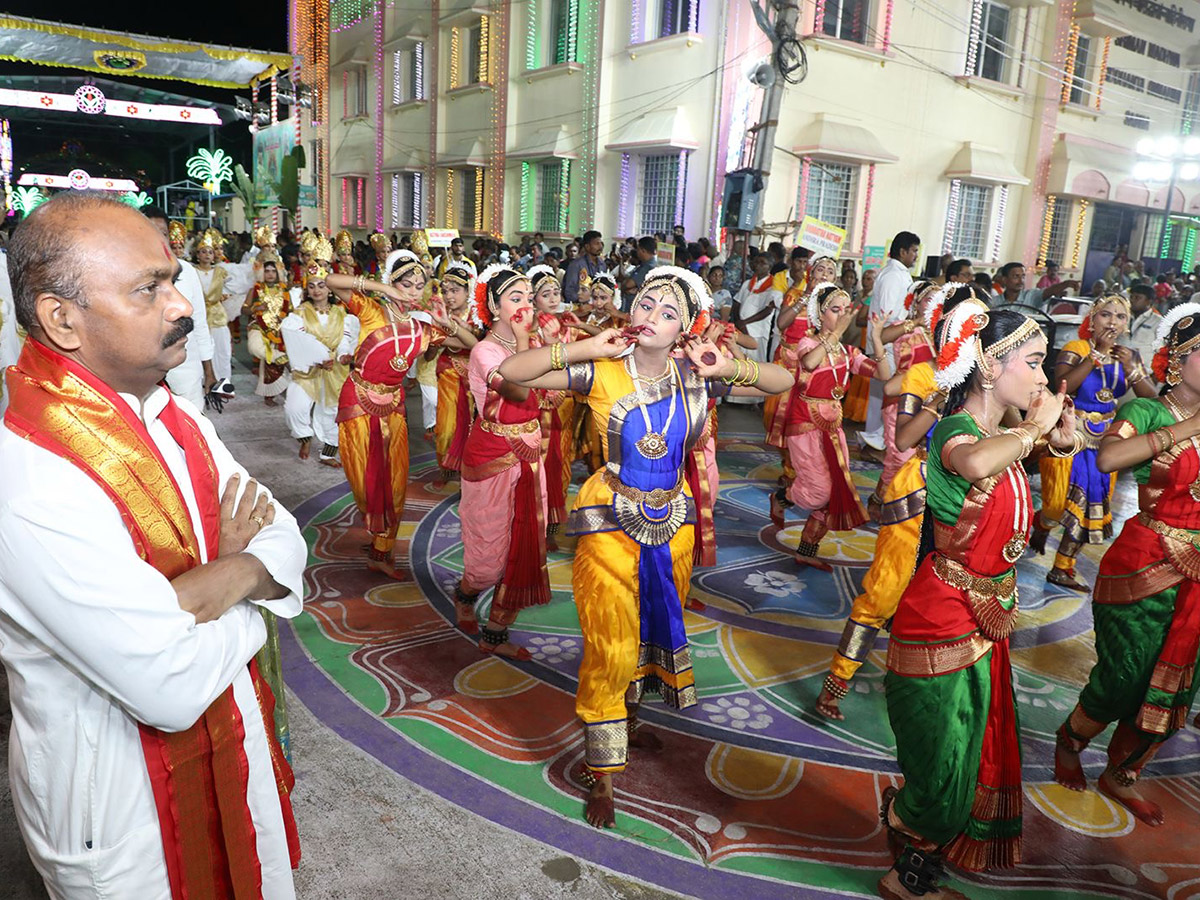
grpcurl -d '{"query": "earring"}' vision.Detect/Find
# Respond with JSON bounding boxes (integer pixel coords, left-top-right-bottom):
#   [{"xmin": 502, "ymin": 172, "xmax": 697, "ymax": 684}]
[{"xmin": 1167, "ymin": 355, "xmax": 1183, "ymax": 387}]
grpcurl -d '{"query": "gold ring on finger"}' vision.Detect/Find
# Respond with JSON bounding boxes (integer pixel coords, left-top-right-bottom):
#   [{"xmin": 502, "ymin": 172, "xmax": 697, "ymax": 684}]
[{"xmin": 251, "ymin": 515, "xmax": 265, "ymax": 527}]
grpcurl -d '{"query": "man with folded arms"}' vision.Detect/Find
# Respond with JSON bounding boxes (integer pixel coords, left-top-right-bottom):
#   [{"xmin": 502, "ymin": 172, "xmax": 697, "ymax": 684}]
[{"xmin": 0, "ymin": 191, "xmax": 305, "ymax": 898}]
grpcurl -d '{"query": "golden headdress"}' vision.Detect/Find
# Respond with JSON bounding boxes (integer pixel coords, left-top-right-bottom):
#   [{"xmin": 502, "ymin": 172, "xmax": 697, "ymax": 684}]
[
  {"xmin": 167, "ymin": 220, "xmax": 186, "ymax": 247},
  {"xmin": 369, "ymin": 232, "xmax": 392, "ymax": 255},
  {"xmin": 194, "ymin": 229, "xmax": 220, "ymax": 253},
  {"xmin": 305, "ymin": 258, "xmax": 332, "ymax": 283},
  {"xmin": 637, "ymin": 266, "xmax": 713, "ymax": 333},
  {"xmin": 258, "ymin": 247, "xmax": 281, "ymax": 268},
  {"xmin": 253, "ymin": 224, "xmax": 275, "ymax": 248},
  {"xmin": 335, "ymin": 229, "xmax": 354, "ymax": 256},
  {"xmin": 411, "ymin": 230, "xmax": 430, "ymax": 260},
  {"xmin": 312, "ymin": 234, "xmax": 334, "ymax": 264},
  {"xmin": 383, "ymin": 249, "xmax": 425, "ymax": 285},
  {"xmin": 299, "ymin": 231, "xmax": 320, "ymax": 257}
]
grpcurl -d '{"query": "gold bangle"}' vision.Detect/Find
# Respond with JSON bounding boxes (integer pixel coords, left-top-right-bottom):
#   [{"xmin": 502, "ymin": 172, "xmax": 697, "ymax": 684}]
[
  {"xmin": 903, "ymin": 319, "xmax": 915, "ymax": 333},
  {"xmin": 1154, "ymin": 426, "xmax": 1175, "ymax": 453},
  {"xmin": 1007, "ymin": 426, "xmax": 1035, "ymax": 459}
]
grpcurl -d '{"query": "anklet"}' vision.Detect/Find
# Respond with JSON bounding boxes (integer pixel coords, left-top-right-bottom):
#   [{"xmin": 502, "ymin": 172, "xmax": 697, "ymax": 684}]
[
  {"xmin": 822, "ymin": 674, "xmax": 849, "ymax": 700},
  {"xmin": 480, "ymin": 626, "xmax": 509, "ymax": 646}
]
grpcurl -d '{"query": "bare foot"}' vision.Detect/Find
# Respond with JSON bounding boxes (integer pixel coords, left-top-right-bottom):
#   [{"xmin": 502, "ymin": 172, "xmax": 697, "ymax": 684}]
[
  {"xmin": 815, "ymin": 688, "xmax": 845, "ymax": 721},
  {"xmin": 1097, "ymin": 770, "xmax": 1164, "ymax": 826},
  {"xmin": 298, "ymin": 441, "xmax": 310, "ymax": 460},
  {"xmin": 365, "ymin": 556, "xmax": 410, "ymax": 581},
  {"xmin": 264, "ymin": 396, "xmax": 277, "ymax": 407},
  {"xmin": 454, "ymin": 598, "xmax": 479, "ymax": 635},
  {"xmin": 583, "ymin": 772, "xmax": 616, "ymax": 829},
  {"xmin": 1053, "ymin": 741, "xmax": 1087, "ymax": 792},
  {"xmin": 628, "ymin": 726, "xmax": 663, "ymax": 753},
  {"xmin": 877, "ymin": 869, "xmax": 967, "ymax": 900},
  {"xmin": 684, "ymin": 596, "xmax": 706, "ymax": 612},
  {"xmin": 796, "ymin": 553, "xmax": 833, "ymax": 573},
  {"xmin": 867, "ymin": 492, "xmax": 882, "ymax": 524},
  {"xmin": 545, "ymin": 534, "xmax": 559, "ymax": 553},
  {"xmin": 319, "ymin": 457, "xmax": 343, "ymax": 469},
  {"xmin": 1047, "ymin": 568, "xmax": 1089, "ymax": 593}
]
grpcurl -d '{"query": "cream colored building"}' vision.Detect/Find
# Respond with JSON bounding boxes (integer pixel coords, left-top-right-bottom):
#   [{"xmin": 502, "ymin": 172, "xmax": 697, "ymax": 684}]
[{"xmin": 321, "ymin": 0, "xmax": 1200, "ymax": 282}]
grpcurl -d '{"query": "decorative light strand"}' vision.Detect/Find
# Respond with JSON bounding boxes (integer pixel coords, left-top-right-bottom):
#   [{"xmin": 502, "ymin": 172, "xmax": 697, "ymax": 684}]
[
  {"xmin": 487, "ymin": 1, "xmax": 510, "ymax": 237},
  {"xmin": 412, "ymin": 172, "xmax": 423, "ymax": 227},
  {"xmin": 578, "ymin": 0, "xmax": 605, "ymax": 228},
  {"xmin": 964, "ymin": 0, "xmax": 984, "ymax": 77},
  {"xmin": 1070, "ymin": 199, "xmax": 1089, "ymax": 269},
  {"xmin": 558, "ymin": 158, "xmax": 572, "ymax": 234},
  {"xmin": 526, "ymin": 0, "xmax": 539, "ymax": 70},
  {"xmin": 567, "ymin": 0, "xmax": 580, "ymax": 61},
  {"xmin": 446, "ymin": 168, "xmax": 456, "ymax": 228},
  {"xmin": 618, "ymin": 153, "xmax": 633, "ymax": 236},
  {"xmin": 392, "ymin": 50, "xmax": 402, "ymax": 106},
  {"xmin": 674, "ymin": 150, "xmax": 688, "ymax": 231},
  {"xmin": 813, "ymin": 0, "xmax": 827, "ymax": 35},
  {"xmin": 797, "ymin": 157, "xmax": 812, "ymax": 220},
  {"xmin": 478, "ymin": 15, "xmax": 491, "ymax": 84},
  {"xmin": 1039, "ymin": 194, "xmax": 1057, "ymax": 265},
  {"xmin": 881, "ymin": 0, "xmax": 895, "ymax": 51},
  {"xmin": 413, "ymin": 42, "xmax": 425, "ymax": 100},
  {"xmin": 1095, "ymin": 36, "xmax": 1110, "ymax": 110},
  {"xmin": 687, "ymin": 0, "xmax": 699, "ymax": 33},
  {"xmin": 1, "ymin": 118, "xmax": 12, "ymax": 216},
  {"xmin": 426, "ymin": 0, "xmax": 440, "ymax": 225},
  {"xmin": 374, "ymin": 0, "xmax": 385, "ymax": 230},
  {"xmin": 1183, "ymin": 226, "xmax": 1196, "ymax": 272},
  {"xmin": 1060, "ymin": 23, "xmax": 1080, "ymax": 106},
  {"xmin": 474, "ymin": 167, "xmax": 485, "ymax": 233},
  {"xmin": 630, "ymin": 0, "xmax": 643, "ymax": 46},
  {"xmin": 991, "ymin": 184, "xmax": 1008, "ymax": 263},
  {"xmin": 0, "ymin": 87, "xmax": 222, "ymax": 126},
  {"xmin": 860, "ymin": 163, "xmax": 876, "ymax": 251},
  {"xmin": 520, "ymin": 161, "xmax": 534, "ymax": 232},
  {"xmin": 943, "ymin": 179, "xmax": 962, "ymax": 254},
  {"xmin": 390, "ymin": 172, "xmax": 400, "ymax": 229},
  {"xmin": 450, "ymin": 27, "xmax": 461, "ymax": 90}
]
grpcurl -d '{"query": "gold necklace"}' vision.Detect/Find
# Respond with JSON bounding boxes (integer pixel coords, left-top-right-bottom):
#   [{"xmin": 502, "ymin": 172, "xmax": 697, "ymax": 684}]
[
  {"xmin": 627, "ymin": 355, "xmax": 677, "ymax": 460},
  {"xmin": 624, "ymin": 355, "xmax": 670, "ymax": 385},
  {"xmin": 491, "ymin": 332, "xmax": 517, "ymax": 352},
  {"xmin": 963, "ymin": 406, "xmax": 992, "ymax": 436},
  {"xmin": 1162, "ymin": 391, "xmax": 1197, "ymax": 422}
]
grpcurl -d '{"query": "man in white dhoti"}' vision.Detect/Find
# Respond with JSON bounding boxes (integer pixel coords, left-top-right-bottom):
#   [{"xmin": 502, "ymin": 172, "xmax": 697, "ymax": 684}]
[
  {"xmin": 0, "ymin": 191, "xmax": 304, "ymax": 899},
  {"xmin": 281, "ymin": 247, "xmax": 358, "ymax": 467},
  {"xmin": 728, "ymin": 252, "xmax": 781, "ymax": 404}
]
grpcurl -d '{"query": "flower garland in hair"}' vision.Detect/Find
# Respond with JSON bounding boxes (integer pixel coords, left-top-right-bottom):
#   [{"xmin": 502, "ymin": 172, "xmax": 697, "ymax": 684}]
[
  {"xmin": 922, "ymin": 282, "xmax": 954, "ymax": 336},
  {"xmin": 471, "ymin": 263, "xmax": 522, "ymax": 329},
  {"xmin": 1153, "ymin": 300, "xmax": 1200, "ymax": 382},
  {"xmin": 904, "ymin": 280, "xmax": 936, "ymax": 313},
  {"xmin": 641, "ymin": 265, "xmax": 713, "ymax": 334},
  {"xmin": 806, "ymin": 281, "xmax": 840, "ymax": 330},
  {"xmin": 934, "ymin": 299, "xmax": 990, "ymax": 392}
]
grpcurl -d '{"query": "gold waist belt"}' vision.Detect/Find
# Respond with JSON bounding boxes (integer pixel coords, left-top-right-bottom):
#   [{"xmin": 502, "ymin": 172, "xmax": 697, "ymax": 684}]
[
  {"xmin": 479, "ymin": 417, "xmax": 540, "ymax": 437},
  {"xmin": 1080, "ymin": 409, "xmax": 1116, "ymax": 424},
  {"xmin": 350, "ymin": 370, "xmax": 402, "ymax": 394},
  {"xmin": 933, "ymin": 555, "xmax": 1016, "ymax": 602},
  {"xmin": 603, "ymin": 468, "xmax": 684, "ymax": 507},
  {"xmin": 1138, "ymin": 512, "xmax": 1200, "ymax": 545}
]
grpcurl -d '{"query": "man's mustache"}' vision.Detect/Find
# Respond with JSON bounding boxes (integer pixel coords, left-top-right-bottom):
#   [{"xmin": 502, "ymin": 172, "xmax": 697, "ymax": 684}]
[{"xmin": 162, "ymin": 317, "xmax": 194, "ymax": 348}]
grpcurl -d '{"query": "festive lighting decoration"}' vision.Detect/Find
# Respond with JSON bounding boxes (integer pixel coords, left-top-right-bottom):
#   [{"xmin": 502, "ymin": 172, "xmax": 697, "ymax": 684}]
[
  {"xmin": 426, "ymin": 0, "xmax": 440, "ymax": 225},
  {"xmin": 1070, "ymin": 199, "xmax": 1089, "ymax": 269},
  {"xmin": 797, "ymin": 157, "xmax": 811, "ymax": 222},
  {"xmin": 964, "ymin": 0, "xmax": 984, "ymax": 76},
  {"xmin": 11, "ymin": 185, "xmax": 45, "ymax": 214},
  {"xmin": 557, "ymin": 158, "xmax": 572, "ymax": 234},
  {"xmin": 19, "ymin": 172, "xmax": 138, "ymax": 191},
  {"xmin": 374, "ymin": 0, "xmax": 385, "ymax": 231},
  {"xmin": 990, "ymin": 185, "xmax": 1008, "ymax": 262},
  {"xmin": 186, "ymin": 148, "xmax": 235, "ymax": 195},
  {"xmin": 578, "ymin": 0, "xmax": 605, "ymax": 228},
  {"xmin": 331, "ymin": 0, "xmax": 373, "ymax": 32},
  {"xmin": 618, "ymin": 153, "xmax": 632, "ymax": 236},
  {"xmin": 411, "ymin": 172, "xmax": 423, "ymax": 226},
  {"xmin": 1095, "ymin": 36, "xmax": 1110, "ymax": 110},
  {"xmin": 0, "ymin": 87, "xmax": 221, "ymax": 125},
  {"xmin": 674, "ymin": 150, "xmax": 688, "ymax": 230},
  {"xmin": 446, "ymin": 168, "xmax": 456, "ymax": 228},
  {"xmin": 942, "ymin": 179, "xmax": 962, "ymax": 254},
  {"xmin": 630, "ymin": 0, "xmax": 643, "ymax": 45},
  {"xmin": 520, "ymin": 161, "xmax": 534, "ymax": 232},
  {"xmin": 413, "ymin": 42, "xmax": 426, "ymax": 100},
  {"xmin": 860, "ymin": 163, "xmax": 876, "ymax": 250},
  {"xmin": 1162, "ymin": 221, "xmax": 1175, "ymax": 259},
  {"xmin": 357, "ymin": 176, "xmax": 366, "ymax": 227},
  {"xmin": 1039, "ymin": 194, "xmax": 1057, "ymax": 265},
  {"xmin": 525, "ymin": 0, "xmax": 539, "ymax": 70},
  {"xmin": 881, "ymin": 0, "xmax": 895, "ymax": 52},
  {"xmin": 390, "ymin": 172, "xmax": 400, "ymax": 229},
  {"xmin": 342, "ymin": 176, "xmax": 350, "ymax": 225},
  {"xmin": 269, "ymin": 73, "xmax": 278, "ymax": 125},
  {"xmin": 478, "ymin": 15, "xmax": 491, "ymax": 84},
  {"xmin": 567, "ymin": 0, "xmax": 581, "ymax": 61},
  {"xmin": 450, "ymin": 27, "xmax": 461, "ymax": 90},
  {"xmin": 687, "ymin": 0, "xmax": 699, "ymax": 33},
  {"xmin": 119, "ymin": 191, "xmax": 154, "ymax": 208},
  {"xmin": 0, "ymin": 118, "xmax": 12, "ymax": 216},
  {"xmin": 487, "ymin": 8, "xmax": 510, "ymax": 237},
  {"xmin": 1184, "ymin": 226, "xmax": 1196, "ymax": 271},
  {"xmin": 1060, "ymin": 23, "xmax": 1080, "ymax": 106},
  {"xmin": 474, "ymin": 166, "xmax": 485, "ymax": 233},
  {"xmin": 74, "ymin": 84, "xmax": 105, "ymax": 114}
]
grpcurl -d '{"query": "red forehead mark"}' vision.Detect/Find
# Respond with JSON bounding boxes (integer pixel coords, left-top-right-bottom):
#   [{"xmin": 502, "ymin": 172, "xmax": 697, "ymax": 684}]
[{"xmin": 161, "ymin": 239, "xmax": 172, "ymax": 261}]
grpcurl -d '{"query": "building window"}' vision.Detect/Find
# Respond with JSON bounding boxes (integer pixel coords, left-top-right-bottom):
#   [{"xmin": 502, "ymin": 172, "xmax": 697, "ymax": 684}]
[
  {"xmin": 970, "ymin": 1, "xmax": 1010, "ymax": 83},
  {"xmin": 392, "ymin": 44, "xmax": 425, "ymax": 105},
  {"xmin": 821, "ymin": 0, "xmax": 869, "ymax": 44},
  {"xmin": 659, "ymin": 0, "xmax": 699, "ymax": 37},
  {"xmin": 948, "ymin": 182, "xmax": 993, "ymax": 260},
  {"xmin": 803, "ymin": 161, "xmax": 858, "ymax": 231},
  {"xmin": 342, "ymin": 176, "xmax": 367, "ymax": 227},
  {"xmin": 1068, "ymin": 34, "xmax": 1092, "ymax": 105},
  {"xmin": 549, "ymin": 0, "xmax": 580, "ymax": 64},
  {"xmin": 638, "ymin": 154, "xmax": 681, "ymax": 236},
  {"xmin": 342, "ymin": 67, "xmax": 369, "ymax": 118},
  {"xmin": 1046, "ymin": 198, "xmax": 1070, "ymax": 265},
  {"xmin": 1144, "ymin": 216, "xmax": 1186, "ymax": 260},
  {"xmin": 389, "ymin": 172, "xmax": 424, "ymax": 229},
  {"xmin": 535, "ymin": 160, "xmax": 568, "ymax": 233},
  {"xmin": 460, "ymin": 167, "xmax": 484, "ymax": 232}
]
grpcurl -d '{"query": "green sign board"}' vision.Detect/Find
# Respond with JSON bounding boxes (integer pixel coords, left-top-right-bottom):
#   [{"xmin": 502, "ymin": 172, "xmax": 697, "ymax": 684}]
[{"xmin": 862, "ymin": 245, "xmax": 887, "ymax": 269}]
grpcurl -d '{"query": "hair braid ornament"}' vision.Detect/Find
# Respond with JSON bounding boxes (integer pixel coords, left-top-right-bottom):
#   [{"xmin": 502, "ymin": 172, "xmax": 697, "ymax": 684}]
[
  {"xmin": 903, "ymin": 280, "xmax": 936, "ymax": 313},
  {"xmin": 1155, "ymin": 301, "xmax": 1200, "ymax": 386},
  {"xmin": 934, "ymin": 300, "xmax": 990, "ymax": 392},
  {"xmin": 805, "ymin": 281, "xmax": 842, "ymax": 330},
  {"xmin": 922, "ymin": 282, "xmax": 955, "ymax": 336},
  {"xmin": 472, "ymin": 264, "xmax": 528, "ymax": 329}
]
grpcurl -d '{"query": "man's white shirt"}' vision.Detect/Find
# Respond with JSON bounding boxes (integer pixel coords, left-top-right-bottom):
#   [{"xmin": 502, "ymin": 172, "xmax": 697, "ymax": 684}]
[
  {"xmin": 165, "ymin": 258, "xmax": 214, "ymax": 408},
  {"xmin": 0, "ymin": 387, "xmax": 305, "ymax": 899}
]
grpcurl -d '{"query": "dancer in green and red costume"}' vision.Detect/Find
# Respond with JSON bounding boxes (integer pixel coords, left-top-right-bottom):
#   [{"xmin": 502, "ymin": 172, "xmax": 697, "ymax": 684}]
[
  {"xmin": 1054, "ymin": 302, "xmax": 1200, "ymax": 827},
  {"xmin": 879, "ymin": 299, "xmax": 1079, "ymax": 899}
]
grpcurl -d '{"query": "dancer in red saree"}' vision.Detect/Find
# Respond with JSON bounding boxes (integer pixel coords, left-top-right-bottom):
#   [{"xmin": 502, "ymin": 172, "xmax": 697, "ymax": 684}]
[
  {"xmin": 880, "ymin": 300, "xmax": 1078, "ymax": 899},
  {"xmin": 1054, "ymin": 302, "xmax": 1200, "ymax": 827}
]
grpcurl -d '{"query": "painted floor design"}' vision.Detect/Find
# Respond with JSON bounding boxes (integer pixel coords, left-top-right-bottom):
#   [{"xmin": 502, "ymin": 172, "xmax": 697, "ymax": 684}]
[{"xmin": 282, "ymin": 433, "xmax": 1200, "ymax": 900}]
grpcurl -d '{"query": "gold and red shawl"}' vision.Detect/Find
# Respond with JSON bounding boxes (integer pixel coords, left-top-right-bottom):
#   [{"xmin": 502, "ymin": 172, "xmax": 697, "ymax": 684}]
[{"xmin": 5, "ymin": 339, "xmax": 301, "ymax": 899}]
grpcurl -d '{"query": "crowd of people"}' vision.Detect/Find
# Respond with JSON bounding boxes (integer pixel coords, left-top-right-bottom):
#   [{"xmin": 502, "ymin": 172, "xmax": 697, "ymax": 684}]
[{"xmin": 1, "ymin": 191, "xmax": 1199, "ymax": 900}]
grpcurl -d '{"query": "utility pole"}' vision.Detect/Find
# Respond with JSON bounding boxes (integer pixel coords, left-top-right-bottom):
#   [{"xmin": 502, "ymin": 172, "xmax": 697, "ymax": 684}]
[{"xmin": 722, "ymin": 1, "xmax": 805, "ymax": 244}]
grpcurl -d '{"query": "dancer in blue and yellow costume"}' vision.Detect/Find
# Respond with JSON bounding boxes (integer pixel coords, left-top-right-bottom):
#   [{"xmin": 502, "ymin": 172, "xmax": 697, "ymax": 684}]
[
  {"xmin": 499, "ymin": 267, "xmax": 793, "ymax": 829},
  {"xmin": 1030, "ymin": 295, "xmax": 1155, "ymax": 590}
]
